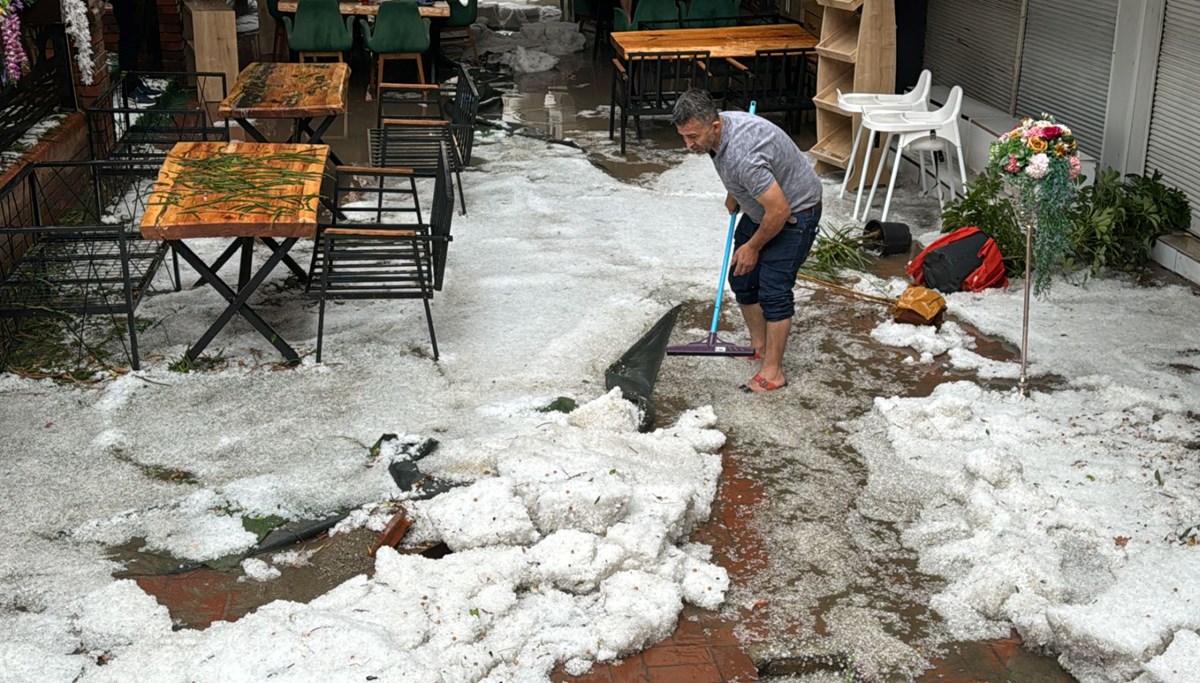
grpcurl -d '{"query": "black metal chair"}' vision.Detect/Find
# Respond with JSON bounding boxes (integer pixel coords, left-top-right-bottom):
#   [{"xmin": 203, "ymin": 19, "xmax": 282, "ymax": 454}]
[
  {"xmin": 84, "ymin": 71, "xmax": 231, "ymax": 161},
  {"xmin": 0, "ymin": 160, "xmax": 174, "ymax": 370},
  {"xmin": 609, "ymin": 50, "xmax": 711, "ymax": 155},
  {"xmin": 309, "ymin": 146, "xmax": 455, "ymax": 362},
  {"xmin": 724, "ymin": 48, "xmax": 817, "ymax": 132},
  {"xmin": 367, "ymin": 64, "xmax": 479, "ymax": 215}
]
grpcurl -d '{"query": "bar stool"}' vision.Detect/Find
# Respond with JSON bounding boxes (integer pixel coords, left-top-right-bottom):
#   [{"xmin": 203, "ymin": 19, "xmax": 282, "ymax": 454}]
[
  {"xmin": 836, "ymin": 69, "xmax": 931, "ymax": 217},
  {"xmin": 363, "ymin": 0, "xmax": 431, "ymax": 99},
  {"xmin": 859, "ymin": 85, "xmax": 966, "ymax": 222},
  {"xmin": 284, "ymin": 0, "xmax": 355, "ymax": 62}
]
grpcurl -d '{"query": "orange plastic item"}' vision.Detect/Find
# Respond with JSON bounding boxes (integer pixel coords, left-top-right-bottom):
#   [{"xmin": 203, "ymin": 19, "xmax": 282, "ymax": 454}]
[{"xmin": 892, "ymin": 285, "xmax": 947, "ymax": 326}]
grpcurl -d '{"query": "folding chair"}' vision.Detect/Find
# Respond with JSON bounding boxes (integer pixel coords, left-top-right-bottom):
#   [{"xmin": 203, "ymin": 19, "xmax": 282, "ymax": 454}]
[
  {"xmin": 309, "ymin": 146, "xmax": 455, "ymax": 361},
  {"xmin": 367, "ymin": 64, "xmax": 479, "ymax": 214}
]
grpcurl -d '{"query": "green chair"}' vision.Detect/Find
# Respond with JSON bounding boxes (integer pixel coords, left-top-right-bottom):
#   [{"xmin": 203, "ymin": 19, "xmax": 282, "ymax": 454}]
[
  {"xmin": 613, "ymin": 0, "xmax": 679, "ymax": 31},
  {"xmin": 283, "ymin": 0, "xmax": 356, "ymax": 63},
  {"xmin": 363, "ymin": 0, "xmax": 431, "ymax": 98},
  {"xmin": 684, "ymin": 0, "xmax": 739, "ymax": 28},
  {"xmin": 264, "ymin": 0, "xmax": 294, "ymax": 61},
  {"xmin": 440, "ymin": 0, "xmax": 479, "ymax": 64}
]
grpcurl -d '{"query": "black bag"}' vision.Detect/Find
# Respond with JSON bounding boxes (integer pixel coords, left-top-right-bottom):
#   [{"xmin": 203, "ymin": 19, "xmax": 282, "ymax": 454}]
[{"xmin": 922, "ymin": 231, "xmax": 990, "ymax": 294}]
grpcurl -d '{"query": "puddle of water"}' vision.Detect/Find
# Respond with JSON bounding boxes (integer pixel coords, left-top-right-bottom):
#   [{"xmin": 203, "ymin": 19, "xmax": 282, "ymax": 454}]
[
  {"xmin": 114, "ymin": 530, "xmax": 454, "ymax": 629},
  {"xmin": 123, "ymin": 529, "xmax": 376, "ymax": 629},
  {"xmin": 502, "ymin": 87, "xmax": 579, "ymax": 140},
  {"xmin": 918, "ymin": 638, "xmax": 1076, "ymax": 683}
]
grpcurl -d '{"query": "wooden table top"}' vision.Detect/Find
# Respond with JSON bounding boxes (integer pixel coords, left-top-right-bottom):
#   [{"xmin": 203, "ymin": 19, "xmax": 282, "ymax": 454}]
[
  {"xmin": 141, "ymin": 142, "xmax": 330, "ymax": 240},
  {"xmin": 218, "ymin": 62, "xmax": 350, "ymax": 120},
  {"xmin": 611, "ymin": 23, "xmax": 817, "ymax": 60},
  {"xmin": 277, "ymin": 0, "xmax": 450, "ymax": 17}
]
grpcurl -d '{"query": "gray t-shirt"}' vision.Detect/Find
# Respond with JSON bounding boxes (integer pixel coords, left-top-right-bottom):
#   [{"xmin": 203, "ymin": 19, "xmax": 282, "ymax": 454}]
[{"xmin": 711, "ymin": 111, "xmax": 822, "ymax": 224}]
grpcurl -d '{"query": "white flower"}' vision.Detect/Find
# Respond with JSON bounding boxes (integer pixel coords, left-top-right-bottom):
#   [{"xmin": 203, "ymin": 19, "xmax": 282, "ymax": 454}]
[
  {"xmin": 1025, "ymin": 153, "xmax": 1050, "ymax": 179},
  {"xmin": 61, "ymin": 0, "xmax": 94, "ymax": 85}
]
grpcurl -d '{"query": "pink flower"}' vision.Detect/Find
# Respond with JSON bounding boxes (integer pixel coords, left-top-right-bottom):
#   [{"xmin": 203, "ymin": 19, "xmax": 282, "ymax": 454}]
[
  {"xmin": 1068, "ymin": 156, "xmax": 1081, "ymax": 180},
  {"xmin": 1005, "ymin": 155, "xmax": 1021, "ymax": 173}
]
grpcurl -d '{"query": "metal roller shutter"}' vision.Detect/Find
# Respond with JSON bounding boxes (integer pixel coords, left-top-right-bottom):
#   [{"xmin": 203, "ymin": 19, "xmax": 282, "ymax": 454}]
[
  {"xmin": 1015, "ymin": 0, "xmax": 1117, "ymax": 159},
  {"xmin": 922, "ymin": 0, "xmax": 1023, "ymax": 112},
  {"xmin": 1145, "ymin": 0, "xmax": 1200, "ymax": 236}
]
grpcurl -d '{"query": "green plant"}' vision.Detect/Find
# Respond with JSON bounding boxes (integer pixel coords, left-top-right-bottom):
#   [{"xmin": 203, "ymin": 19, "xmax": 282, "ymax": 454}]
[
  {"xmin": 940, "ymin": 167, "xmax": 1025, "ymax": 275},
  {"xmin": 942, "ymin": 167, "xmax": 1193, "ymax": 279},
  {"xmin": 168, "ymin": 351, "xmax": 226, "ymax": 373},
  {"xmin": 1070, "ymin": 169, "xmax": 1192, "ymax": 274},
  {"xmin": 801, "ymin": 223, "xmax": 873, "ymax": 282},
  {"xmin": 1, "ymin": 314, "xmax": 128, "ymax": 382}
]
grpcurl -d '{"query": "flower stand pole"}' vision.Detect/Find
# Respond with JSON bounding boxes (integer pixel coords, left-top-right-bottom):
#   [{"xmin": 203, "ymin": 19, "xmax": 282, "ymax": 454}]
[
  {"xmin": 1018, "ymin": 210, "xmax": 1034, "ymax": 396},
  {"xmin": 989, "ymin": 116, "xmax": 1082, "ymax": 397}
]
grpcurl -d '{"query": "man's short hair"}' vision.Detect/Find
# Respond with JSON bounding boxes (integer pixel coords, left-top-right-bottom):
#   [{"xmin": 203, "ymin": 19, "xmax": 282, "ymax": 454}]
[{"xmin": 672, "ymin": 89, "xmax": 719, "ymax": 127}]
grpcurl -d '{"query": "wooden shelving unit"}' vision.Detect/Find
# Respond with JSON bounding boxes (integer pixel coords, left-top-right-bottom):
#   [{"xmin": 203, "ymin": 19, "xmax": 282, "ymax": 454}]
[
  {"xmin": 810, "ymin": 0, "xmax": 895, "ymax": 182},
  {"xmin": 181, "ymin": 0, "xmax": 239, "ymax": 104},
  {"xmin": 812, "ymin": 61, "xmax": 854, "ymax": 112},
  {"xmin": 814, "ymin": 26, "xmax": 859, "ymax": 63}
]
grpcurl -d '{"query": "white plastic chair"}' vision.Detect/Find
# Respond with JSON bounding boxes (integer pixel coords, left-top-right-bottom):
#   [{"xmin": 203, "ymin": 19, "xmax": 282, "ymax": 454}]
[
  {"xmin": 858, "ymin": 85, "xmax": 966, "ymax": 222},
  {"xmin": 837, "ymin": 69, "xmax": 932, "ymax": 215}
]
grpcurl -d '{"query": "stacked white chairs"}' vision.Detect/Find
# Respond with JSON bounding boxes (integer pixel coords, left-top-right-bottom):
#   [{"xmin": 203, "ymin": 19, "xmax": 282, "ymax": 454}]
[
  {"xmin": 837, "ymin": 68, "xmax": 932, "ymax": 215},
  {"xmin": 858, "ymin": 84, "xmax": 966, "ymax": 222}
]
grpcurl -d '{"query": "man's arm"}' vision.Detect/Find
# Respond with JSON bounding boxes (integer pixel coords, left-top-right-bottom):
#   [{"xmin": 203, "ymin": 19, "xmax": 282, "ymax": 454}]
[{"xmin": 730, "ymin": 181, "xmax": 793, "ymax": 276}]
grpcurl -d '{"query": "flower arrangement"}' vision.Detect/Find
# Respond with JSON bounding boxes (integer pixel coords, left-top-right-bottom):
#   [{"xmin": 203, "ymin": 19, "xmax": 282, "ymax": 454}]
[
  {"xmin": 60, "ymin": 0, "xmax": 93, "ymax": 85},
  {"xmin": 988, "ymin": 115, "xmax": 1081, "ymax": 295},
  {"xmin": 1, "ymin": 0, "xmax": 30, "ymax": 83}
]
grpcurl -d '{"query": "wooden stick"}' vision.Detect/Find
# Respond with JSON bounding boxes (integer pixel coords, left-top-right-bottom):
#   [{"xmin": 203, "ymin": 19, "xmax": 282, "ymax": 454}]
[{"xmin": 795, "ymin": 273, "xmax": 896, "ymax": 306}]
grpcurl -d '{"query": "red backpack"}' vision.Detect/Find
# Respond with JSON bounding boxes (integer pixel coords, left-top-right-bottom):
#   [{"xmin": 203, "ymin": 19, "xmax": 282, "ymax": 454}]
[{"xmin": 906, "ymin": 226, "xmax": 1008, "ymax": 293}]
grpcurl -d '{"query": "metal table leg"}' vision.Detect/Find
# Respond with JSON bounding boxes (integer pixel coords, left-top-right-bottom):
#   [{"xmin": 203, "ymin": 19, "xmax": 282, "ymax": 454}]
[
  {"xmin": 173, "ymin": 237, "xmax": 301, "ymax": 363},
  {"xmin": 193, "ymin": 233, "xmax": 309, "ymax": 288},
  {"xmin": 235, "ymin": 117, "xmax": 271, "ymax": 143},
  {"xmin": 297, "ymin": 115, "xmax": 345, "ymax": 166}
]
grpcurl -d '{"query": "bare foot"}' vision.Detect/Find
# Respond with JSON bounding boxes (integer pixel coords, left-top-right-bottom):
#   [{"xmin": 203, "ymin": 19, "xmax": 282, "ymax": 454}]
[{"xmin": 742, "ymin": 372, "xmax": 787, "ymax": 393}]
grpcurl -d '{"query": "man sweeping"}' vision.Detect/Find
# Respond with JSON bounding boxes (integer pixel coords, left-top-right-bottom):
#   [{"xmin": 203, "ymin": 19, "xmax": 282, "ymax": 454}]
[{"xmin": 672, "ymin": 89, "xmax": 823, "ymax": 393}]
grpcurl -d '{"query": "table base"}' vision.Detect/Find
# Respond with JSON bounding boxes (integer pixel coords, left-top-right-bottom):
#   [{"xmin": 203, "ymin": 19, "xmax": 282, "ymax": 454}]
[
  {"xmin": 173, "ymin": 237, "xmax": 302, "ymax": 363},
  {"xmin": 236, "ymin": 116, "xmax": 346, "ymax": 167}
]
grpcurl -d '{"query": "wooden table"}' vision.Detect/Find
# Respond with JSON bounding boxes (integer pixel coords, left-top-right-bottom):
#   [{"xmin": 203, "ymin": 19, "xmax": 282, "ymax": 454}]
[
  {"xmin": 141, "ymin": 141, "xmax": 330, "ymax": 363},
  {"xmin": 277, "ymin": 0, "xmax": 450, "ymax": 17},
  {"xmin": 219, "ymin": 62, "xmax": 350, "ymax": 166},
  {"xmin": 610, "ymin": 23, "xmax": 817, "ymax": 60}
]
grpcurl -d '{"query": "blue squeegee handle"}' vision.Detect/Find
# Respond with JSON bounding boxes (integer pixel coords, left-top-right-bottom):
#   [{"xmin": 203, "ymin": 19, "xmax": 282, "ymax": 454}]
[
  {"xmin": 708, "ymin": 101, "xmax": 756, "ymax": 336},
  {"xmin": 709, "ymin": 211, "xmax": 739, "ymax": 335}
]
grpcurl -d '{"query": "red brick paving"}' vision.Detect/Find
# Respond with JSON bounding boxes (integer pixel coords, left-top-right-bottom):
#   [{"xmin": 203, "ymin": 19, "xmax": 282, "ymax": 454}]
[
  {"xmin": 135, "ymin": 568, "xmax": 246, "ymax": 629},
  {"xmin": 556, "ymin": 449, "xmax": 767, "ymax": 683}
]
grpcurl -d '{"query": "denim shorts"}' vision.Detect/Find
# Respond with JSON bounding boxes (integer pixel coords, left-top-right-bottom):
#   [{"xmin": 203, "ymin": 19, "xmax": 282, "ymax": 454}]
[{"xmin": 728, "ymin": 205, "xmax": 821, "ymax": 322}]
